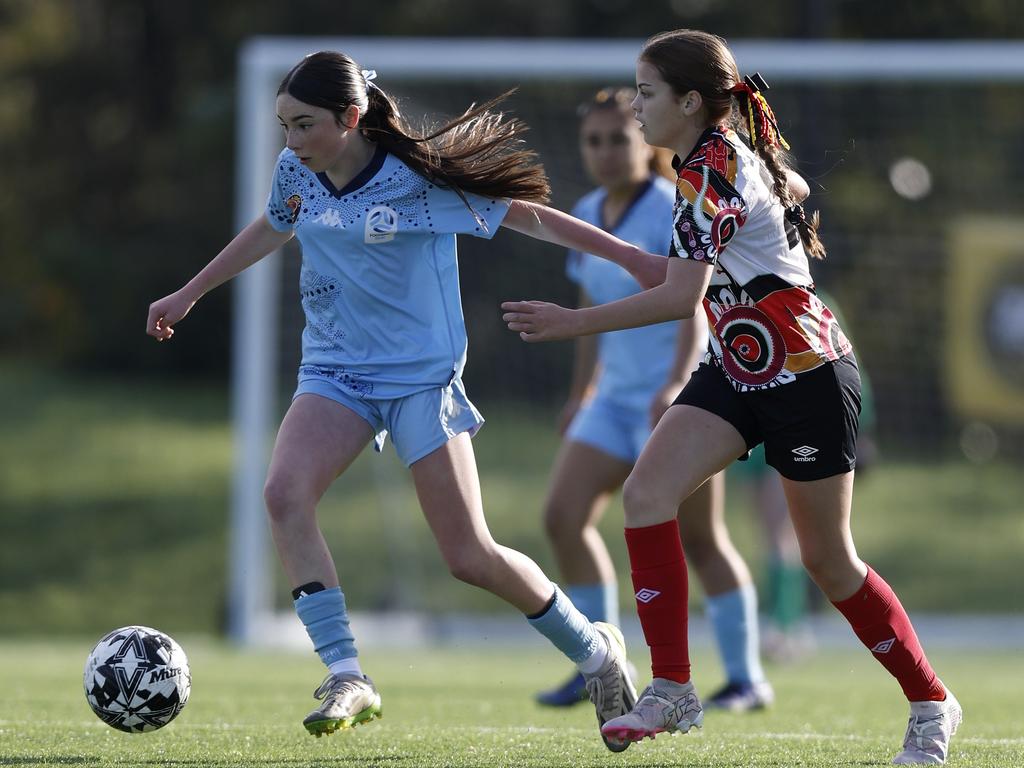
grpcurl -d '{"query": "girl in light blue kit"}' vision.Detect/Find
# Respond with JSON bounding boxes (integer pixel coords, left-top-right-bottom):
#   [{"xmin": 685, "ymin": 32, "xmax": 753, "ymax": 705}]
[
  {"xmin": 146, "ymin": 51, "xmax": 665, "ymax": 749},
  {"xmin": 536, "ymin": 88, "xmax": 771, "ymax": 712}
]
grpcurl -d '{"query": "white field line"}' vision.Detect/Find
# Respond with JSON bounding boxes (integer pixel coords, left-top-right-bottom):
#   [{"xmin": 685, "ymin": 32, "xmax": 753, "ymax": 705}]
[{"xmin": 1, "ymin": 721, "xmax": 1022, "ymax": 746}]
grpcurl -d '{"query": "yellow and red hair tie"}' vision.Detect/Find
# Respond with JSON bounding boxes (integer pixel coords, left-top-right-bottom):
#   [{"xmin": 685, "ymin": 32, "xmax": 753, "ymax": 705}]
[{"xmin": 730, "ymin": 73, "xmax": 790, "ymax": 151}]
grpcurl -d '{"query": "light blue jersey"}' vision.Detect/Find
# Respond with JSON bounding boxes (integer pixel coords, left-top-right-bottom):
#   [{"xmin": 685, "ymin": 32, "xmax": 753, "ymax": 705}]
[
  {"xmin": 266, "ymin": 146, "xmax": 510, "ymax": 399},
  {"xmin": 566, "ymin": 175, "xmax": 685, "ymax": 413}
]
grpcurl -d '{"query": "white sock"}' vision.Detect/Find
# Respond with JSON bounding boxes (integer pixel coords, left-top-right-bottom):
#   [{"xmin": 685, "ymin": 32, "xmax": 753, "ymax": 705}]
[
  {"xmin": 577, "ymin": 639, "xmax": 611, "ymax": 674},
  {"xmin": 328, "ymin": 657, "xmax": 363, "ymax": 678}
]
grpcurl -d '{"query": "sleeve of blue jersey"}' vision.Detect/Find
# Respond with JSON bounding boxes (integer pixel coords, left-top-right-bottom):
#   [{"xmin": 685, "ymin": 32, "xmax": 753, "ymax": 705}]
[
  {"xmin": 264, "ymin": 150, "xmax": 297, "ymax": 233},
  {"xmin": 423, "ymin": 185, "xmax": 510, "ymax": 239}
]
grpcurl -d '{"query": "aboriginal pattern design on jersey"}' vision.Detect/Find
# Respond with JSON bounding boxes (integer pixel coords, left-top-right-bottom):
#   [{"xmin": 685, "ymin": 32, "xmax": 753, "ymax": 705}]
[
  {"xmin": 703, "ymin": 271, "xmax": 851, "ymax": 391},
  {"xmin": 298, "ymin": 364, "xmax": 373, "ymax": 398},
  {"xmin": 671, "ymin": 129, "xmax": 745, "ymax": 265},
  {"xmin": 299, "ymin": 265, "xmax": 346, "ymax": 349},
  {"xmin": 267, "ymin": 154, "xmax": 477, "ymax": 236},
  {"xmin": 671, "ymin": 128, "xmax": 852, "ymax": 390}
]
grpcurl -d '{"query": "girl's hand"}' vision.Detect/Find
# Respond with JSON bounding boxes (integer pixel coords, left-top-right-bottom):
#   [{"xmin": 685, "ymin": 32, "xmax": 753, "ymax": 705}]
[
  {"xmin": 630, "ymin": 252, "xmax": 669, "ymax": 290},
  {"xmin": 502, "ymin": 300, "xmax": 580, "ymax": 342},
  {"xmin": 146, "ymin": 289, "xmax": 197, "ymax": 341}
]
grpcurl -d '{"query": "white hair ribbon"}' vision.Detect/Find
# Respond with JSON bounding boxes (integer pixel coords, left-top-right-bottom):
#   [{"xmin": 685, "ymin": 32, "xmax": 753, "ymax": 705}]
[{"xmin": 361, "ymin": 69, "xmax": 380, "ymax": 90}]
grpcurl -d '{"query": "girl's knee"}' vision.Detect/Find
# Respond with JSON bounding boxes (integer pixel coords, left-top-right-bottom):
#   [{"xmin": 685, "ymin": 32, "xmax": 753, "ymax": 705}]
[
  {"xmin": 444, "ymin": 545, "xmax": 495, "ymax": 588},
  {"xmin": 622, "ymin": 473, "xmax": 676, "ymax": 527},
  {"xmin": 800, "ymin": 550, "xmax": 862, "ymax": 597},
  {"xmin": 542, "ymin": 500, "xmax": 585, "ymax": 544},
  {"xmin": 263, "ymin": 473, "xmax": 314, "ymax": 523},
  {"xmin": 621, "ymin": 473, "xmax": 651, "ymax": 517}
]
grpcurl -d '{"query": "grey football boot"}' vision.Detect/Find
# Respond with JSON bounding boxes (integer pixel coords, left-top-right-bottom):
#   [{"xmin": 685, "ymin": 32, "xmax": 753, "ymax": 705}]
[
  {"xmin": 601, "ymin": 677, "xmax": 704, "ymax": 744},
  {"xmin": 303, "ymin": 673, "xmax": 382, "ymax": 737},
  {"xmin": 582, "ymin": 622, "xmax": 639, "ymax": 753},
  {"xmin": 892, "ymin": 687, "xmax": 962, "ymax": 765}
]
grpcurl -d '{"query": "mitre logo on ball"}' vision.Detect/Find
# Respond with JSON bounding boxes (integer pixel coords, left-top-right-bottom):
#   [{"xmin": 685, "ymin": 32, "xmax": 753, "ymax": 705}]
[{"xmin": 83, "ymin": 625, "xmax": 191, "ymax": 733}]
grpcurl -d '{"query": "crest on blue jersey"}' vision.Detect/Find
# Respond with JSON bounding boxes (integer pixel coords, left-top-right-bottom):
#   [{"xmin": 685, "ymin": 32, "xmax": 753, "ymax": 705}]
[
  {"xmin": 285, "ymin": 194, "xmax": 302, "ymax": 224},
  {"xmin": 365, "ymin": 204, "xmax": 398, "ymax": 243}
]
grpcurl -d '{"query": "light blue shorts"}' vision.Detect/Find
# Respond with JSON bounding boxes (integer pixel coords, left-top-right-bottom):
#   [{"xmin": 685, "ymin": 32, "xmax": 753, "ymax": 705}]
[
  {"xmin": 294, "ymin": 369, "xmax": 484, "ymax": 467},
  {"xmin": 565, "ymin": 395, "xmax": 652, "ymax": 464}
]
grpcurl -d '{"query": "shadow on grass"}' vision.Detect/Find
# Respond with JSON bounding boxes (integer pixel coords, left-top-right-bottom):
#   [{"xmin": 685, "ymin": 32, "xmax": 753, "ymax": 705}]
[
  {"xmin": 0, "ymin": 759, "xmax": 96, "ymax": 766},
  {"xmin": 618, "ymin": 763, "xmax": 888, "ymax": 768},
  {"xmin": 134, "ymin": 759, "xmax": 411, "ymax": 766},
  {"xmin": 0, "ymin": 758, "xmax": 414, "ymax": 768}
]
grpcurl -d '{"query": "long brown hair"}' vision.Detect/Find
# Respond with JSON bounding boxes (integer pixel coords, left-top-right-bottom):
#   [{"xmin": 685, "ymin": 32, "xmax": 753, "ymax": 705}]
[
  {"xmin": 640, "ymin": 30, "xmax": 826, "ymax": 259},
  {"xmin": 278, "ymin": 51, "xmax": 550, "ymax": 204}
]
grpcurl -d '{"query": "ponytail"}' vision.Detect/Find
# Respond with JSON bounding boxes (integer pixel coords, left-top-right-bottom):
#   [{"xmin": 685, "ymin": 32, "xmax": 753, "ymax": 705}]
[
  {"xmin": 279, "ymin": 51, "xmax": 550, "ymax": 207},
  {"xmin": 360, "ymin": 85, "xmax": 551, "ymax": 205},
  {"xmin": 730, "ymin": 74, "xmax": 826, "ymax": 260}
]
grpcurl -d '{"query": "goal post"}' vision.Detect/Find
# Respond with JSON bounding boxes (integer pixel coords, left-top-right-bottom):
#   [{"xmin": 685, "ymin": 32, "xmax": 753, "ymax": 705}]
[{"xmin": 229, "ymin": 37, "xmax": 1024, "ymax": 645}]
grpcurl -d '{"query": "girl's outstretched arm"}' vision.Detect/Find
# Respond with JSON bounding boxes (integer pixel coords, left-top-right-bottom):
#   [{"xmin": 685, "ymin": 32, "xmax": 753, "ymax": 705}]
[
  {"xmin": 501, "ymin": 200, "xmax": 667, "ymax": 289},
  {"xmin": 146, "ymin": 215, "xmax": 293, "ymax": 341},
  {"xmin": 503, "ymin": 257, "xmax": 712, "ymax": 343}
]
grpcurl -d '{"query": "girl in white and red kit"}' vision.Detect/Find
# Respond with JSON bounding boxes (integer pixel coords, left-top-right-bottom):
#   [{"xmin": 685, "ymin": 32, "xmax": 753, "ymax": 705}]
[{"xmin": 503, "ymin": 28, "xmax": 961, "ymax": 765}]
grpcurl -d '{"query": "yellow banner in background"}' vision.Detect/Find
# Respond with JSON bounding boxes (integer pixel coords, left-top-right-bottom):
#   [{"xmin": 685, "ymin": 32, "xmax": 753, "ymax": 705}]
[{"xmin": 947, "ymin": 217, "xmax": 1024, "ymax": 423}]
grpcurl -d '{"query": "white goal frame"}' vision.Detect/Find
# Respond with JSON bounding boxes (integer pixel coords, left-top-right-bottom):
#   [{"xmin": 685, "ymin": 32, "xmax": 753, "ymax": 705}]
[{"xmin": 230, "ymin": 37, "xmax": 1024, "ymax": 645}]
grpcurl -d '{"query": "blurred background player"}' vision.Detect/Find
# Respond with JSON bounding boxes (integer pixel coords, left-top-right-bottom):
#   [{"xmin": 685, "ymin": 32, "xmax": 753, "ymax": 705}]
[
  {"xmin": 739, "ymin": 445, "xmax": 816, "ymax": 662},
  {"xmin": 535, "ymin": 87, "xmax": 772, "ymax": 713},
  {"xmin": 742, "ymin": 289, "xmax": 878, "ymax": 663}
]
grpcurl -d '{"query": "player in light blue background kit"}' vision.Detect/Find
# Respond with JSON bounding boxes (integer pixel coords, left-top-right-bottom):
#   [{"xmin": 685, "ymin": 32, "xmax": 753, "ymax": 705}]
[
  {"xmin": 147, "ymin": 52, "xmax": 669, "ymax": 751},
  {"xmin": 537, "ymin": 88, "xmax": 772, "ymax": 712}
]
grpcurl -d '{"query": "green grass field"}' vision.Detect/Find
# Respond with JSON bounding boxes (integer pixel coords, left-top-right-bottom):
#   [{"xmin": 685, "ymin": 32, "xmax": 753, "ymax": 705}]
[
  {"xmin": 2, "ymin": 364, "xmax": 1023, "ymax": 636},
  {"xmin": 2, "ymin": 641, "xmax": 1021, "ymax": 767},
  {"xmin": 2, "ymin": 365, "xmax": 1021, "ymax": 765}
]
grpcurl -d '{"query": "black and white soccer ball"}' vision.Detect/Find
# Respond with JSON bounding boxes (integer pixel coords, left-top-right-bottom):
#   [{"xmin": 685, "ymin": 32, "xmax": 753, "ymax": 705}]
[{"xmin": 83, "ymin": 625, "xmax": 191, "ymax": 733}]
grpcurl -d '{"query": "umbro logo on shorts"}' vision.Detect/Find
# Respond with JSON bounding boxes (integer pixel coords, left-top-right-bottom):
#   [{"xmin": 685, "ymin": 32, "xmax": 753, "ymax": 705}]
[
  {"xmin": 791, "ymin": 445, "xmax": 819, "ymax": 462},
  {"xmin": 635, "ymin": 588, "xmax": 661, "ymax": 604},
  {"xmin": 871, "ymin": 637, "xmax": 896, "ymax": 654}
]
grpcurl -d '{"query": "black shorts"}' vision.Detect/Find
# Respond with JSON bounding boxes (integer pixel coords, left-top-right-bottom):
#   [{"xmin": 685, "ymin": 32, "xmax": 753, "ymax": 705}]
[{"xmin": 674, "ymin": 356, "xmax": 861, "ymax": 481}]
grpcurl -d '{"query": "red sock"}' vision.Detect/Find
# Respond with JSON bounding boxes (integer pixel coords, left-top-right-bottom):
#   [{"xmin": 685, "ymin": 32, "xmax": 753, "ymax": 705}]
[
  {"xmin": 832, "ymin": 566, "xmax": 945, "ymax": 701},
  {"xmin": 624, "ymin": 520, "xmax": 690, "ymax": 684}
]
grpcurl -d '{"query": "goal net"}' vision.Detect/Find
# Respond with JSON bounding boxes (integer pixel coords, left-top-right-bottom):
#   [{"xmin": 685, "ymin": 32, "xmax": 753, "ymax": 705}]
[{"xmin": 230, "ymin": 37, "xmax": 1024, "ymax": 645}]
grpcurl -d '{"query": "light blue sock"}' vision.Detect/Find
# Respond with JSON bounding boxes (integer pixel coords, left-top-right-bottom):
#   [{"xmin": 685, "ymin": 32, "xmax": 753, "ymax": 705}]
[
  {"xmin": 294, "ymin": 587, "xmax": 358, "ymax": 668},
  {"xmin": 706, "ymin": 583, "xmax": 765, "ymax": 685},
  {"xmin": 566, "ymin": 582, "xmax": 618, "ymax": 626},
  {"xmin": 527, "ymin": 584, "xmax": 601, "ymax": 664}
]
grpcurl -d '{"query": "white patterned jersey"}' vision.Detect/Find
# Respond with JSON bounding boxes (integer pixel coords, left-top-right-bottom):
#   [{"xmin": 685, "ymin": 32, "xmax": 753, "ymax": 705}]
[{"xmin": 669, "ymin": 127, "xmax": 851, "ymax": 391}]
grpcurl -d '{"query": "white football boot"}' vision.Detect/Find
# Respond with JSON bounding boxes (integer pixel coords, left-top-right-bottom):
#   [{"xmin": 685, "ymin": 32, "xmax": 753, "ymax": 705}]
[
  {"xmin": 892, "ymin": 687, "xmax": 962, "ymax": 765},
  {"xmin": 601, "ymin": 677, "xmax": 704, "ymax": 744},
  {"xmin": 581, "ymin": 622, "xmax": 639, "ymax": 753},
  {"xmin": 303, "ymin": 673, "xmax": 382, "ymax": 737}
]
